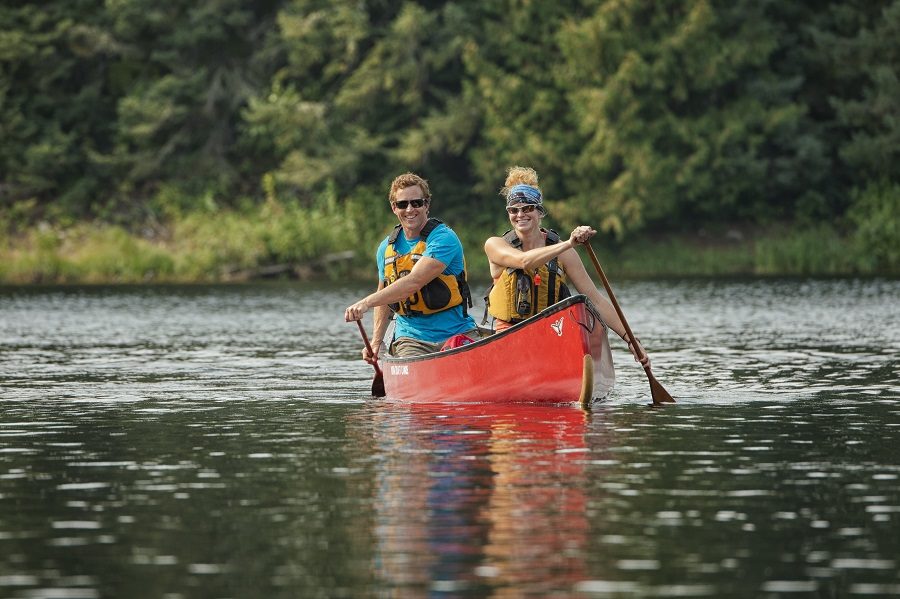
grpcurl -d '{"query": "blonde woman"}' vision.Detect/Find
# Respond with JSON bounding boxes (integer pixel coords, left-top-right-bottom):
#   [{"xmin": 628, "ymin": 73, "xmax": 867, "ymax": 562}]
[{"xmin": 483, "ymin": 166, "xmax": 649, "ymax": 366}]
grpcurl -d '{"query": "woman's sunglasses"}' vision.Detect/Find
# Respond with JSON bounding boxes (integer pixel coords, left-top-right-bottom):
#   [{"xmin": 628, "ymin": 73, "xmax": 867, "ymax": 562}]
[
  {"xmin": 506, "ymin": 204, "xmax": 538, "ymax": 215},
  {"xmin": 392, "ymin": 198, "xmax": 427, "ymax": 210}
]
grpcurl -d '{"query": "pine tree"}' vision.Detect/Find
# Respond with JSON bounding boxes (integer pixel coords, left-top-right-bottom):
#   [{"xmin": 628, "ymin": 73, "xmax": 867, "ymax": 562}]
[
  {"xmin": 0, "ymin": 1, "xmax": 117, "ymax": 217},
  {"xmin": 557, "ymin": 0, "xmax": 830, "ymax": 237},
  {"xmin": 102, "ymin": 0, "xmax": 282, "ymax": 209}
]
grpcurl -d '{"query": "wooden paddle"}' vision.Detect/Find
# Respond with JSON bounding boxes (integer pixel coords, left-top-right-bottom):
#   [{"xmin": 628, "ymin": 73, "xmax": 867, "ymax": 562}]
[
  {"xmin": 583, "ymin": 242, "xmax": 675, "ymax": 405},
  {"xmin": 356, "ymin": 321, "xmax": 386, "ymax": 397}
]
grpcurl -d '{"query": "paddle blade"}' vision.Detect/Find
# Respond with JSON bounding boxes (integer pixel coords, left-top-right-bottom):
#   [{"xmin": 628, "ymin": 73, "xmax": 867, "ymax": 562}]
[
  {"xmin": 645, "ymin": 367, "xmax": 676, "ymax": 404},
  {"xmin": 371, "ymin": 370, "xmax": 386, "ymax": 397}
]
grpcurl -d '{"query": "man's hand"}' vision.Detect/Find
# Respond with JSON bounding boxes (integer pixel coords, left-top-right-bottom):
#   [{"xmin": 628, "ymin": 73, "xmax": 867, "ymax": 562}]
[
  {"xmin": 345, "ymin": 300, "xmax": 369, "ymax": 322},
  {"xmin": 362, "ymin": 340, "xmax": 385, "ymax": 364}
]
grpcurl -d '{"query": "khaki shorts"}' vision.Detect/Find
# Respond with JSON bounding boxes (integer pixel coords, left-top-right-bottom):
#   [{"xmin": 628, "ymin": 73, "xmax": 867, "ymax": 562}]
[{"xmin": 390, "ymin": 328, "xmax": 483, "ymax": 358}]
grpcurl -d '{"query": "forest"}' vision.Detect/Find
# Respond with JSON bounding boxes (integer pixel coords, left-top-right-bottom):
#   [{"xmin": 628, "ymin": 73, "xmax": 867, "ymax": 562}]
[{"xmin": 1, "ymin": 0, "xmax": 898, "ymax": 283}]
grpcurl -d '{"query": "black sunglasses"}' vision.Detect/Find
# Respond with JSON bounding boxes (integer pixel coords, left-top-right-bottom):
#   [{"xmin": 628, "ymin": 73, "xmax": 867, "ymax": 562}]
[
  {"xmin": 393, "ymin": 198, "xmax": 427, "ymax": 210},
  {"xmin": 506, "ymin": 204, "xmax": 538, "ymax": 215}
]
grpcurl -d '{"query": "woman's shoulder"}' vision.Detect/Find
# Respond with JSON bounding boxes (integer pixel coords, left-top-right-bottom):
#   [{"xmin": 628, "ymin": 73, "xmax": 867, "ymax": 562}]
[{"xmin": 484, "ymin": 234, "xmax": 510, "ymax": 250}]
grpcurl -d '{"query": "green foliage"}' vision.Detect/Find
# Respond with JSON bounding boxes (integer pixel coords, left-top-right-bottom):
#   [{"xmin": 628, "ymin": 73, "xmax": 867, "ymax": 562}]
[
  {"xmin": 611, "ymin": 237, "xmax": 757, "ymax": 277},
  {"xmin": 754, "ymin": 225, "xmax": 854, "ymax": 275},
  {"xmin": 0, "ymin": 2, "xmax": 114, "ymax": 216},
  {"xmin": 165, "ymin": 183, "xmax": 374, "ymax": 280},
  {"xmin": 828, "ymin": 2, "xmax": 900, "ymax": 182},
  {"xmin": 241, "ymin": 1, "xmax": 482, "ymax": 208},
  {"xmin": 463, "ymin": 1, "xmax": 585, "ymax": 202},
  {"xmin": 2, "ymin": 0, "xmax": 899, "ymax": 279},
  {"xmin": 69, "ymin": 227, "xmax": 176, "ymax": 282},
  {"xmin": 1, "ymin": 228, "xmax": 68, "ymax": 283},
  {"xmin": 0, "ymin": 184, "xmax": 374, "ymax": 283},
  {"xmin": 555, "ymin": 0, "xmax": 834, "ymax": 237},
  {"xmin": 848, "ymin": 181, "xmax": 900, "ymax": 272},
  {"xmin": 0, "ymin": 225, "xmax": 174, "ymax": 283},
  {"xmin": 102, "ymin": 0, "xmax": 282, "ymax": 203}
]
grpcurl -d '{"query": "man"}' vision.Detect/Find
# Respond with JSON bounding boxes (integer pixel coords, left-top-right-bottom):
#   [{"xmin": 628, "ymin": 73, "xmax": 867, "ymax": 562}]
[{"xmin": 344, "ymin": 172, "xmax": 477, "ymax": 359}]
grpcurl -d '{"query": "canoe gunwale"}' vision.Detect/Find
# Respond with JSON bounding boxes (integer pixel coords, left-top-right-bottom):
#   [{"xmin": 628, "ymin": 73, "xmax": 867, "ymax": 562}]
[{"xmin": 381, "ymin": 294, "xmax": 605, "ymax": 364}]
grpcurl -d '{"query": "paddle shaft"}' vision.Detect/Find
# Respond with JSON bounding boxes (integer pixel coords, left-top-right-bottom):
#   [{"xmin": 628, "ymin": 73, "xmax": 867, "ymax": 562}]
[
  {"xmin": 356, "ymin": 320, "xmax": 386, "ymax": 397},
  {"xmin": 583, "ymin": 245, "xmax": 642, "ymax": 359},
  {"xmin": 583, "ymin": 243, "xmax": 674, "ymax": 404}
]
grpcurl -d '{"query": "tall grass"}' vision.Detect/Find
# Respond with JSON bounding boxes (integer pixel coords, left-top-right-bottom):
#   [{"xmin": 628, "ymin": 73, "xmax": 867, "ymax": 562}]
[
  {"xmin": 0, "ymin": 188, "xmax": 386, "ymax": 283},
  {"xmin": 847, "ymin": 181, "xmax": 900, "ymax": 273},
  {"xmin": 753, "ymin": 225, "xmax": 854, "ymax": 275},
  {"xmin": 1, "ymin": 205, "xmax": 894, "ymax": 284},
  {"xmin": 0, "ymin": 225, "xmax": 174, "ymax": 283}
]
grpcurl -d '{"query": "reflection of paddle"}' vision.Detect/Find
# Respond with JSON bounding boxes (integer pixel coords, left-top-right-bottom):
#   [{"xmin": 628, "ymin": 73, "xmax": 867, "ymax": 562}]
[
  {"xmin": 356, "ymin": 321, "xmax": 386, "ymax": 397},
  {"xmin": 583, "ymin": 243, "xmax": 675, "ymax": 405}
]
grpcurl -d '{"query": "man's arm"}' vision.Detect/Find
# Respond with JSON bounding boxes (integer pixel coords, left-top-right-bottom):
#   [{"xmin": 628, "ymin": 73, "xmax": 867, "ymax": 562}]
[
  {"xmin": 344, "ymin": 256, "xmax": 446, "ymax": 322},
  {"xmin": 351, "ymin": 280, "xmax": 391, "ymax": 361}
]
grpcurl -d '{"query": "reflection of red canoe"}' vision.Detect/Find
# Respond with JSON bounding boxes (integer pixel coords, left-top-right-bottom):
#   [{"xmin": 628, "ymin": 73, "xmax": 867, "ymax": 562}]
[
  {"xmin": 382, "ymin": 295, "xmax": 615, "ymax": 406},
  {"xmin": 360, "ymin": 399, "xmax": 593, "ymax": 592}
]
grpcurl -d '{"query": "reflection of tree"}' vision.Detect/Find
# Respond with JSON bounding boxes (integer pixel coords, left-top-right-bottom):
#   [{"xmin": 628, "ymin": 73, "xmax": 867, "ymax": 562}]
[{"xmin": 355, "ymin": 402, "xmax": 592, "ymax": 597}]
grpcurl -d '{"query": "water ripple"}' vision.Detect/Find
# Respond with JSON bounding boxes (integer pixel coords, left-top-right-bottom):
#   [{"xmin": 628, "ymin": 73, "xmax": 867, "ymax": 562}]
[{"xmin": 1, "ymin": 280, "xmax": 898, "ymax": 598}]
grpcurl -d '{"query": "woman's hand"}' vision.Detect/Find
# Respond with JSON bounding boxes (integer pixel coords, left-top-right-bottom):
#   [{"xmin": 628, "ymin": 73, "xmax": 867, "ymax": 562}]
[
  {"xmin": 569, "ymin": 225, "xmax": 597, "ymax": 245},
  {"xmin": 626, "ymin": 335, "xmax": 651, "ymax": 368}
]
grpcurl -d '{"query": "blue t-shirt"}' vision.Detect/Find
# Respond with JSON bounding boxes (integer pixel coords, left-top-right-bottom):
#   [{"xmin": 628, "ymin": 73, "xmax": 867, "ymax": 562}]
[{"xmin": 377, "ymin": 223, "xmax": 476, "ymax": 343}]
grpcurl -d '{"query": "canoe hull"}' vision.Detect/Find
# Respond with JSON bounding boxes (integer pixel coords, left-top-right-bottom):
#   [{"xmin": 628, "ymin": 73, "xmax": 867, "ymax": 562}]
[{"xmin": 381, "ymin": 295, "xmax": 615, "ymax": 405}]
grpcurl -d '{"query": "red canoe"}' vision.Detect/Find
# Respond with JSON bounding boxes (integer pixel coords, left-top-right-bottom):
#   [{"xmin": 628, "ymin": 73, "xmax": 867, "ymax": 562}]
[{"xmin": 380, "ymin": 295, "xmax": 615, "ymax": 406}]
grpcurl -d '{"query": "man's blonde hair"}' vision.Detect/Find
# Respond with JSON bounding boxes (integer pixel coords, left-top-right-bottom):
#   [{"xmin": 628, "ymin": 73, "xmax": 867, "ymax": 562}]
[{"xmin": 389, "ymin": 172, "xmax": 432, "ymax": 202}]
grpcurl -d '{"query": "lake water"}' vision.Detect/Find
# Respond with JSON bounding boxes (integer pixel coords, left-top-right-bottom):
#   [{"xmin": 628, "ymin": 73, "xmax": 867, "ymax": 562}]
[{"xmin": 1, "ymin": 279, "xmax": 898, "ymax": 598}]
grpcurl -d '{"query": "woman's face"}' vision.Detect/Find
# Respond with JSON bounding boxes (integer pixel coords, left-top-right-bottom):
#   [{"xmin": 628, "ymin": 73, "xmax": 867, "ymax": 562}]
[{"xmin": 506, "ymin": 203, "xmax": 541, "ymax": 233}]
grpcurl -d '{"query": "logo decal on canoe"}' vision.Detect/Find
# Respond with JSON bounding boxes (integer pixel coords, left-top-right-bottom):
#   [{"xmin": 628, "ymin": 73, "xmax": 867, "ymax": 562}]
[
  {"xmin": 390, "ymin": 365, "xmax": 409, "ymax": 376},
  {"xmin": 551, "ymin": 317, "xmax": 564, "ymax": 336}
]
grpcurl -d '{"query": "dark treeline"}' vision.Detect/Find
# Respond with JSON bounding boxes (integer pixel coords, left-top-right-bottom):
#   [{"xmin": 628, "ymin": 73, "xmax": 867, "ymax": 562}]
[{"xmin": 1, "ymin": 0, "xmax": 898, "ymax": 276}]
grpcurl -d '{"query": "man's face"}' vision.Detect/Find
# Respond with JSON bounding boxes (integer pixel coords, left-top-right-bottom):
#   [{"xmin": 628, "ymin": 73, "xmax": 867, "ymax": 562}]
[{"xmin": 391, "ymin": 185, "xmax": 429, "ymax": 234}]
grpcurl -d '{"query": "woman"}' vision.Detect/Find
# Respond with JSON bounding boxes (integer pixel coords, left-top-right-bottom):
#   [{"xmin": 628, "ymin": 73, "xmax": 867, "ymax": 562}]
[{"xmin": 483, "ymin": 166, "xmax": 650, "ymax": 366}]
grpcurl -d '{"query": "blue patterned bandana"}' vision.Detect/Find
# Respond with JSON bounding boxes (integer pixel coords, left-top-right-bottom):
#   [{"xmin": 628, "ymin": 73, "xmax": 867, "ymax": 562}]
[{"xmin": 505, "ymin": 184, "xmax": 545, "ymax": 213}]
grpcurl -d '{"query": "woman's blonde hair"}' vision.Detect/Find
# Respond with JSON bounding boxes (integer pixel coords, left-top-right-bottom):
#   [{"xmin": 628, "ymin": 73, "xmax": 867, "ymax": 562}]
[{"xmin": 499, "ymin": 166, "xmax": 540, "ymax": 198}]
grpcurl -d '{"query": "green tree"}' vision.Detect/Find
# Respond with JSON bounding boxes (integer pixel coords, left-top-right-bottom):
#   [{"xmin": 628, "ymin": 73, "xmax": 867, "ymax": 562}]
[
  {"xmin": 89, "ymin": 0, "xmax": 280, "ymax": 218},
  {"xmin": 557, "ymin": 0, "xmax": 831, "ymax": 237},
  {"xmin": 2, "ymin": 0, "xmax": 897, "ymax": 270},
  {"xmin": 460, "ymin": 0, "xmax": 589, "ymax": 229},
  {"xmin": 823, "ymin": 1, "xmax": 900, "ymax": 184},
  {"xmin": 244, "ymin": 2, "xmax": 480, "ymax": 205},
  {"xmin": 0, "ymin": 1, "xmax": 117, "ymax": 217}
]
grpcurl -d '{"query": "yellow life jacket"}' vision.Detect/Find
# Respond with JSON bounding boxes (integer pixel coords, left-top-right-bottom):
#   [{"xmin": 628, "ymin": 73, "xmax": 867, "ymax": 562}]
[
  {"xmin": 383, "ymin": 218, "xmax": 473, "ymax": 317},
  {"xmin": 485, "ymin": 229, "xmax": 571, "ymax": 324}
]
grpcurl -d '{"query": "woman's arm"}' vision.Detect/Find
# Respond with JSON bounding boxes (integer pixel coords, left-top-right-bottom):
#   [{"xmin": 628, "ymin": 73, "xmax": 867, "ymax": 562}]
[
  {"xmin": 560, "ymin": 250, "xmax": 650, "ymax": 366},
  {"xmin": 484, "ymin": 226, "xmax": 595, "ymax": 273}
]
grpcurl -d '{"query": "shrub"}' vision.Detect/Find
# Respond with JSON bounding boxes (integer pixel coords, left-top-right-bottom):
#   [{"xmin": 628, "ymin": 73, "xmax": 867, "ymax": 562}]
[
  {"xmin": 754, "ymin": 225, "xmax": 853, "ymax": 275},
  {"xmin": 847, "ymin": 181, "xmax": 900, "ymax": 273}
]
